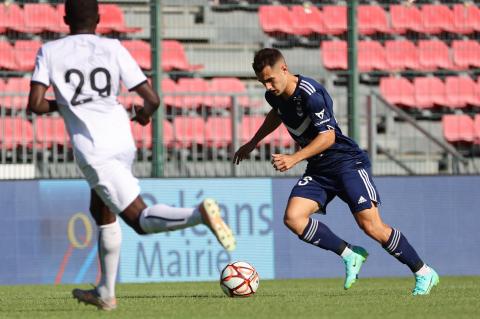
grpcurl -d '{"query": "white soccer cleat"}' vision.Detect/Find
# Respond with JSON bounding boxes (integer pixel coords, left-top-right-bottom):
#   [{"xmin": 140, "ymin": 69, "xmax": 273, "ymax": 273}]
[
  {"xmin": 72, "ymin": 288, "xmax": 117, "ymax": 311},
  {"xmin": 200, "ymin": 198, "xmax": 236, "ymax": 252}
]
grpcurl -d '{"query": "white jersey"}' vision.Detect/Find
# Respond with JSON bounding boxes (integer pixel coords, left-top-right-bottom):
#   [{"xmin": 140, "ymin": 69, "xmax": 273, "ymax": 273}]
[{"xmin": 32, "ymin": 34, "xmax": 147, "ymax": 167}]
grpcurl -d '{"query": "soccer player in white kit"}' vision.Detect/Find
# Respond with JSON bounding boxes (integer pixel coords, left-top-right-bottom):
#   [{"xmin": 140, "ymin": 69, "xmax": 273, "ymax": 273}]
[{"xmin": 27, "ymin": 0, "xmax": 236, "ymax": 311}]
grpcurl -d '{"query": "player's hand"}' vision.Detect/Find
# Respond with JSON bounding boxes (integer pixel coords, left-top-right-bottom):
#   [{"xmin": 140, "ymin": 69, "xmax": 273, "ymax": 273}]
[
  {"xmin": 271, "ymin": 153, "xmax": 299, "ymax": 172},
  {"xmin": 233, "ymin": 141, "xmax": 256, "ymax": 165},
  {"xmin": 131, "ymin": 104, "xmax": 151, "ymax": 126}
]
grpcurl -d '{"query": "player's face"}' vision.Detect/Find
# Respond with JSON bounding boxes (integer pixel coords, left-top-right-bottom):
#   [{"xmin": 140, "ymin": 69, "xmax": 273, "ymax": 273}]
[{"xmin": 256, "ymin": 61, "xmax": 288, "ymax": 96}]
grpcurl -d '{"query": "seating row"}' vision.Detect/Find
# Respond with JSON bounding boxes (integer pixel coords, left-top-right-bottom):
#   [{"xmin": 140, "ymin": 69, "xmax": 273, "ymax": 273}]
[{"xmin": 442, "ymin": 114, "xmax": 480, "ymax": 144}]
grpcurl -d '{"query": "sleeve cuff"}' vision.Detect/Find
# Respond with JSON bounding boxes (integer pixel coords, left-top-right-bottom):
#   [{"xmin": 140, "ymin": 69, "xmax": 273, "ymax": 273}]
[{"xmin": 128, "ymin": 79, "xmax": 148, "ymax": 92}]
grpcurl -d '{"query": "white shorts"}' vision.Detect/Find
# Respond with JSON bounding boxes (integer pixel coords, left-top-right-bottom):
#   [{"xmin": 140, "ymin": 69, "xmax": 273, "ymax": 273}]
[{"xmin": 80, "ymin": 150, "xmax": 140, "ymax": 214}]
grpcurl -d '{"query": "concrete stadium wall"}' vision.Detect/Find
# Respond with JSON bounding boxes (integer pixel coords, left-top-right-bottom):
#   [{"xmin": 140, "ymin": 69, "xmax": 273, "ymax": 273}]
[{"xmin": 0, "ymin": 176, "xmax": 479, "ymax": 285}]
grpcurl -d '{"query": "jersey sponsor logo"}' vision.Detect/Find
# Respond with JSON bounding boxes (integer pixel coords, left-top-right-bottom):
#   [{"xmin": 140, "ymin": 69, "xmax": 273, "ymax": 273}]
[
  {"xmin": 358, "ymin": 196, "xmax": 367, "ymax": 204},
  {"xmin": 315, "ymin": 109, "xmax": 325, "ymax": 119},
  {"xmin": 314, "ymin": 118, "xmax": 331, "ymax": 127}
]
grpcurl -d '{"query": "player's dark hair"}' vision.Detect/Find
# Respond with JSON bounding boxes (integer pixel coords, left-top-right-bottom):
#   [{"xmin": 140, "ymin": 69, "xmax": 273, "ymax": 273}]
[
  {"xmin": 64, "ymin": 0, "xmax": 99, "ymax": 30},
  {"xmin": 252, "ymin": 48, "xmax": 285, "ymax": 73}
]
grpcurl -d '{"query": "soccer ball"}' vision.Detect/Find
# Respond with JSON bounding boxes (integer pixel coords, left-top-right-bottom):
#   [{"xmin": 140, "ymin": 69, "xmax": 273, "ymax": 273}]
[{"xmin": 220, "ymin": 261, "xmax": 259, "ymax": 297}]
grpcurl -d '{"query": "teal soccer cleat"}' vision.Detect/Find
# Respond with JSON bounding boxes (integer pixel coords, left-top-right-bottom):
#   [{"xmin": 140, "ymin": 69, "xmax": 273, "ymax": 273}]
[
  {"xmin": 412, "ymin": 267, "xmax": 440, "ymax": 295},
  {"xmin": 343, "ymin": 246, "xmax": 369, "ymax": 290}
]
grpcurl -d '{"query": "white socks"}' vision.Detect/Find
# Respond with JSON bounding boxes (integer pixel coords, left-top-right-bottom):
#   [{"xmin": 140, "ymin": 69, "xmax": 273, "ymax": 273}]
[
  {"xmin": 139, "ymin": 204, "xmax": 203, "ymax": 234},
  {"xmin": 340, "ymin": 246, "xmax": 354, "ymax": 258},
  {"xmin": 415, "ymin": 264, "xmax": 431, "ymax": 276},
  {"xmin": 96, "ymin": 219, "xmax": 122, "ymax": 300}
]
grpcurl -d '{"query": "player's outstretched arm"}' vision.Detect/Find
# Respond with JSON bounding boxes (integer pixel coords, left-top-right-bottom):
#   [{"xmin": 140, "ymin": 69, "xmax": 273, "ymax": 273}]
[
  {"xmin": 130, "ymin": 82, "xmax": 160, "ymax": 126},
  {"xmin": 233, "ymin": 109, "xmax": 282, "ymax": 165},
  {"xmin": 27, "ymin": 82, "xmax": 58, "ymax": 114}
]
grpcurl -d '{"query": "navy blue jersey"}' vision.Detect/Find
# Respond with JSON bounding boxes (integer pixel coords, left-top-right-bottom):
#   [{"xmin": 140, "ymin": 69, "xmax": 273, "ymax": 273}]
[{"xmin": 265, "ymin": 75, "xmax": 369, "ymax": 174}]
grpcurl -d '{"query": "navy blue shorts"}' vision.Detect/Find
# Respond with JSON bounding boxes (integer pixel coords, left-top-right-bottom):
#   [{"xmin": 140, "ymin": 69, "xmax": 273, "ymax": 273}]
[{"xmin": 289, "ymin": 166, "xmax": 381, "ymax": 214}]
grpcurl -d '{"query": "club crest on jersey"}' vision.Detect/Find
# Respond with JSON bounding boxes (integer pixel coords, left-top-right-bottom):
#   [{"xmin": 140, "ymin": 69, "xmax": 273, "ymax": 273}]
[
  {"xmin": 315, "ymin": 109, "xmax": 325, "ymax": 119},
  {"xmin": 293, "ymin": 96, "xmax": 303, "ymax": 117}
]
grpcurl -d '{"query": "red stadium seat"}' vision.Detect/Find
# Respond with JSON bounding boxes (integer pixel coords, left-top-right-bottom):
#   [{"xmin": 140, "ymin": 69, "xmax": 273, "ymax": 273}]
[
  {"xmin": 322, "ymin": 6, "xmax": 347, "ymax": 35},
  {"xmin": 270, "ymin": 124, "xmax": 294, "ymax": 148},
  {"xmin": 414, "ymin": 77, "xmax": 446, "ymax": 109},
  {"xmin": 452, "ymin": 40, "xmax": 480, "ymax": 69},
  {"xmin": 161, "ymin": 78, "xmax": 178, "ymax": 107},
  {"xmin": 0, "ymin": 3, "xmax": 32, "ymax": 34},
  {"xmin": 172, "ymin": 117, "xmax": 206, "ymax": 147},
  {"xmin": 162, "ymin": 40, "xmax": 203, "ymax": 72},
  {"xmin": 385, "ymin": 40, "xmax": 419, "ymax": 70},
  {"xmin": 380, "ymin": 77, "xmax": 415, "ymax": 108},
  {"xmin": 453, "ymin": 4, "xmax": 480, "ymax": 34},
  {"xmin": 0, "ymin": 117, "xmax": 34, "ymax": 150},
  {"xmin": 240, "ymin": 116, "xmax": 271, "ymax": 145},
  {"xmin": 418, "ymin": 40, "xmax": 452, "ymax": 71},
  {"xmin": 209, "ymin": 78, "xmax": 249, "ymax": 109},
  {"xmin": 3, "ymin": 78, "xmax": 30, "ymax": 110},
  {"xmin": 258, "ymin": 5, "xmax": 294, "ymax": 35},
  {"xmin": 176, "ymin": 78, "xmax": 209, "ymax": 109},
  {"xmin": 130, "ymin": 120, "xmax": 173, "ymax": 149},
  {"xmin": 358, "ymin": 5, "xmax": 390, "ymax": 35},
  {"xmin": 390, "ymin": 5, "xmax": 423, "ymax": 34},
  {"xmin": 358, "ymin": 40, "xmax": 387, "ymax": 72},
  {"xmin": 121, "ymin": 40, "xmax": 151, "ymax": 70},
  {"xmin": 35, "ymin": 116, "xmax": 69, "ymax": 148},
  {"xmin": 205, "ymin": 117, "xmax": 232, "ymax": 148},
  {"xmin": 24, "ymin": 4, "xmax": 63, "ymax": 33},
  {"xmin": 321, "ymin": 41, "xmax": 347, "ymax": 70},
  {"xmin": 290, "ymin": 5, "xmax": 325, "ymax": 35},
  {"xmin": 0, "ymin": 41, "xmax": 17, "ymax": 70},
  {"xmin": 421, "ymin": 4, "xmax": 455, "ymax": 34},
  {"xmin": 97, "ymin": 4, "xmax": 141, "ymax": 34},
  {"xmin": 444, "ymin": 76, "xmax": 480, "ymax": 108},
  {"xmin": 54, "ymin": 5, "xmax": 73, "ymax": 33},
  {"xmin": 14, "ymin": 40, "xmax": 42, "ymax": 72},
  {"xmin": 442, "ymin": 115, "xmax": 474, "ymax": 143},
  {"xmin": 474, "ymin": 115, "xmax": 480, "ymax": 145}
]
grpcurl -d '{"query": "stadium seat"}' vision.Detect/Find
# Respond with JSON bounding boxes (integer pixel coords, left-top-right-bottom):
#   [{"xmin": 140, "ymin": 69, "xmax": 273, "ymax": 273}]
[
  {"xmin": 209, "ymin": 78, "xmax": 249, "ymax": 109},
  {"xmin": 161, "ymin": 78, "xmax": 178, "ymax": 108},
  {"xmin": 358, "ymin": 5, "xmax": 390, "ymax": 35},
  {"xmin": 290, "ymin": 5, "xmax": 325, "ymax": 35},
  {"xmin": 54, "ymin": 5, "xmax": 72, "ymax": 33},
  {"xmin": 385, "ymin": 40, "xmax": 419, "ymax": 70},
  {"xmin": 379, "ymin": 77, "xmax": 415, "ymax": 108},
  {"xmin": 452, "ymin": 40, "xmax": 480, "ymax": 69},
  {"xmin": 0, "ymin": 41, "xmax": 17, "ymax": 70},
  {"xmin": 0, "ymin": 3, "xmax": 32, "ymax": 34},
  {"xmin": 130, "ymin": 120, "xmax": 173, "ymax": 149},
  {"xmin": 176, "ymin": 78, "xmax": 209, "ymax": 109},
  {"xmin": 418, "ymin": 40, "xmax": 452, "ymax": 71},
  {"xmin": 321, "ymin": 41, "xmax": 347, "ymax": 70},
  {"xmin": 414, "ymin": 77, "xmax": 447, "ymax": 109},
  {"xmin": 3, "ymin": 78, "xmax": 30, "ymax": 110},
  {"xmin": 358, "ymin": 40, "xmax": 387, "ymax": 72},
  {"xmin": 121, "ymin": 40, "xmax": 151, "ymax": 70},
  {"xmin": 0, "ymin": 117, "xmax": 34, "ymax": 150},
  {"xmin": 205, "ymin": 117, "xmax": 232, "ymax": 148},
  {"xmin": 14, "ymin": 40, "xmax": 42, "ymax": 72},
  {"xmin": 162, "ymin": 40, "xmax": 203, "ymax": 72},
  {"xmin": 35, "ymin": 116, "xmax": 69, "ymax": 148},
  {"xmin": 97, "ymin": 4, "xmax": 141, "ymax": 34},
  {"xmin": 322, "ymin": 6, "xmax": 347, "ymax": 35},
  {"xmin": 421, "ymin": 4, "xmax": 455, "ymax": 34},
  {"xmin": 240, "ymin": 116, "xmax": 270, "ymax": 144},
  {"xmin": 270, "ymin": 124, "xmax": 294, "ymax": 148},
  {"xmin": 444, "ymin": 76, "xmax": 480, "ymax": 108},
  {"xmin": 453, "ymin": 4, "xmax": 480, "ymax": 34},
  {"xmin": 390, "ymin": 4, "xmax": 423, "ymax": 34},
  {"xmin": 172, "ymin": 116, "xmax": 206, "ymax": 147},
  {"xmin": 442, "ymin": 115, "xmax": 474, "ymax": 143},
  {"xmin": 474, "ymin": 115, "xmax": 480, "ymax": 145},
  {"xmin": 258, "ymin": 5, "xmax": 294, "ymax": 35},
  {"xmin": 24, "ymin": 4, "xmax": 63, "ymax": 33}
]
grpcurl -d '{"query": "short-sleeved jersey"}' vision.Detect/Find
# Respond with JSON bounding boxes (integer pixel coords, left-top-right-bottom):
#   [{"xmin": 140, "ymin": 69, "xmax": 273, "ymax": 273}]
[
  {"xmin": 32, "ymin": 34, "xmax": 147, "ymax": 167},
  {"xmin": 265, "ymin": 75, "xmax": 369, "ymax": 174}
]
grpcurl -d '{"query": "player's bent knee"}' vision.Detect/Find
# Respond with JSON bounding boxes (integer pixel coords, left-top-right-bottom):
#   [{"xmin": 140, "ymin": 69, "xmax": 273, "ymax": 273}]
[
  {"xmin": 119, "ymin": 213, "xmax": 146, "ymax": 235},
  {"xmin": 283, "ymin": 214, "xmax": 306, "ymax": 236}
]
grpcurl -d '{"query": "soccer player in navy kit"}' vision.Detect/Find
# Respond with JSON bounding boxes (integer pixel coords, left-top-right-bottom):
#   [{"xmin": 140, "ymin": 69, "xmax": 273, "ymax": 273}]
[{"xmin": 233, "ymin": 48, "xmax": 439, "ymax": 295}]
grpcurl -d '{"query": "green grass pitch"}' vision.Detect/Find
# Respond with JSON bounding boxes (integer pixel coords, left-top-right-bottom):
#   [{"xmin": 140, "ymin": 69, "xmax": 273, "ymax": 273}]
[{"xmin": 0, "ymin": 277, "xmax": 478, "ymax": 319}]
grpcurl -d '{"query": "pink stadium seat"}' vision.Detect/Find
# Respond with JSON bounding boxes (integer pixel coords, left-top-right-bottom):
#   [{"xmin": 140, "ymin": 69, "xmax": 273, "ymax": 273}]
[
  {"xmin": 121, "ymin": 40, "xmax": 151, "ymax": 70},
  {"xmin": 14, "ymin": 40, "xmax": 42, "ymax": 72},
  {"xmin": 3, "ymin": 78, "xmax": 30, "ymax": 110},
  {"xmin": 379, "ymin": 77, "xmax": 415, "ymax": 108},
  {"xmin": 290, "ymin": 5, "xmax": 325, "ymax": 35},
  {"xmin": 24, "ymin": 4, "xmax": 63, "ymax": 33},
  {"xmin": 452, "ymin": 40, "xmax": 480, "ymax": 69},
  {"xmin": 258, "ymin": 5, "xmax": 294, "ymax": 35},
  {"xmin": 130, "ymin": 120, "xmax": 173, "ymax": 149},
  {"xmin": 385, "ymin": 40, "xmax": 419, "ymax": 70},
  {"xmin": 161, "ymin": 78, "xmax": 177, "ymax": 107},
  {"xmin": 0, "ymin": 117, "xmax": 34, "ymax": 150},
  {"xmin": 390, "ymin": 5, "xmax": 423, "ymax": 34},
  {"xmin": 444, "ymin": 76, "xmax": 480, "ymax": 108},
  {"xmin": 322, "ymin": 6, "xmax": 347, "ymax": 35},
  {"xmin": 54, "ymin": 5, "xmax": 73, "ymax": 33},
  {"xmin": 176, "ymin": 78, "xmax": 209, "ymax": 109},
  {"xmin": 453, "ymin": 4, "xmax": 480, "ymax": 34},
  {"xmin": 35, "ymin": 116, "xmax": 69, "ymax": 148},
  {"xmin": 321, "ymin": 41, "xmax": 347, "ymax": 70},
  {"xmin": 0, "ymin": 41, "xmax": 17, "ymax": 70},
  {"xmin": 205, "ymin": 117, "xmax": 232, "ymax": 148},
  {"xmin": 418, "ymin": 40, "xmax": 452, "ymax": 71},
  {"xmin": 421, "ymin": 4, "xmax": 455, "ymax": 34},
  {"xmin": 270, "ymin": 124, "xmax": 294, "ymax": 148},
  {"xmin": 0, "ymin": 3, "xmax": 32, "ymax": 34},
  {"xmin": 97, "ymin": 4, "xmax": 141, "ymax": 34},
  {"xmin": 209, "ymin": 78, "xmax": 249, "ymax": 109},
  {"xmin": 241, "ymin": 116, "xmax": 271, "ymax": 145},
  {"xmin": 474, "ymin": 115, "xmax": 480, "ymax": 145},
  {"xmin": 172, "ymin": 117, "xmax": 206, "ymax": 147},
  {"xmin": 358, "ymin": 40, "xmax": 387, "ymax": 72},
  {"xmin": 414, "ymin": 77, "xmax": 447, "ymax": 109},
  {"xmin": 162, "ymin": 40, "xmax": 203, "ymax": 72},
  {"xmin": 442, "ymin": 115, "xmax": 474, "ymax": 143},
  {"xmin": 358, "ymin": 5, "xmax": 390, "ymax": 35}
]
